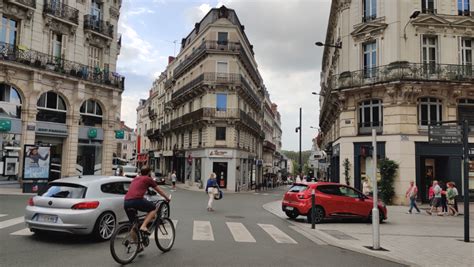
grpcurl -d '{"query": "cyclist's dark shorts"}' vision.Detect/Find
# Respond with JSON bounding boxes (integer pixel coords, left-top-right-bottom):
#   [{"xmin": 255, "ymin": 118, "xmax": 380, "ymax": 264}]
[{"xmin": 124, "ymin": 198, "xmax": 155, "ymax": 222}]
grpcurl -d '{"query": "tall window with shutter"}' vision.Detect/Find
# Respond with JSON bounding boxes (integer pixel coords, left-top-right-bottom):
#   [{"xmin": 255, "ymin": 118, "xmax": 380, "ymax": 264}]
[{"xmin": 88, "ymin": 46, "xmax": 102, "ymax": 68}]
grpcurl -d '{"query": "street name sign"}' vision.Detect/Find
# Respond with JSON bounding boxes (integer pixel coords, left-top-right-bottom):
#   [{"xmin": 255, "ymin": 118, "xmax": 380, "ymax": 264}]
[{"xmin": 428, "ymin": 125, "xmax": 463, "ymax": 145}]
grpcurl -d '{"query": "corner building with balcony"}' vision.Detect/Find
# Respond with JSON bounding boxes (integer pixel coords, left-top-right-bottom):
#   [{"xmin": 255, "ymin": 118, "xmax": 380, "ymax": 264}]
[
  {"xmin": 319, "ymin": 0, "xmax": 474, "ymax": 204},
  {"xmin": 0, "ymin": 0, "xmax": 124, "ymax": 184},
  {"xmin": 144, "ymin": 6, "xmax": 279, "ymax": 192}
]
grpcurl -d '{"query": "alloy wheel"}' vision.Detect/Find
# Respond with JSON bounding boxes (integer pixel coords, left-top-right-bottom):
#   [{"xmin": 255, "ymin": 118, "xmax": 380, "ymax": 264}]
[{"xmin": 99, "ymin": 213, "xmax": 116, "ymax": 240}]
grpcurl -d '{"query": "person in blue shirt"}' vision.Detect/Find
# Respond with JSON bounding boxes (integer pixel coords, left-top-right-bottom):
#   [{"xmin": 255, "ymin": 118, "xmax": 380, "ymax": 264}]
[{"xmin": 205, "ymin": 173, "xmax": 218, "ymax": 212}]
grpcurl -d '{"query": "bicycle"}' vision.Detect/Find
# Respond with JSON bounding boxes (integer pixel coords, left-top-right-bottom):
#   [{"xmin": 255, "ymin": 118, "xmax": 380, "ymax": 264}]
[{"xmin": 110, "ymin": 198, "xmax": 175, "ymax": 265}]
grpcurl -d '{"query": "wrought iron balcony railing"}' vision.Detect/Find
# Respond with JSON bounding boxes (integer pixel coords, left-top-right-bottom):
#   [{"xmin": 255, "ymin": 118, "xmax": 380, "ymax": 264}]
[
  {"xmin": 358, "ymin": 122, "xmax": 383, "ymax": 135},
  {"xmin": 263, "ymin": 140, "xmax": 276, "ymax": 151},
  {"xmin": 331, "ymin": 62, "xmax": 474, "ymax": 91},
  {"xmin": 7, "ymin": 0, "xmax": 36, "ymax": 9},
  {"xmin": 84, "ymin": 15, "xmax": 114, "ymax": 38},
  {"xmin": 172, "ymin": 72, "xmax": 261, "ymax": 107},
  {"xmin": 43, "ymin": 0, "xmax": 79, "ymax": 25},
  {"xmin": 0, "ymin": 42, "xmax": 124, "ymax": 89},
  {"xmin": 173, "ymin": 41, "xmax": 241, "ymax": 79}
]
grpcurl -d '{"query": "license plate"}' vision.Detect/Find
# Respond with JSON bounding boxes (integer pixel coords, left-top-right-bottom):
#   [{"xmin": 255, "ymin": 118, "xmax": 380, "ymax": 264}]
[
  {"xmin": 285, "ymin": 206, "xmax": 294, "ymax": 211},
  {"xmin": 36, "ymin": 214, "xmax": 58, "ymax": 223}
]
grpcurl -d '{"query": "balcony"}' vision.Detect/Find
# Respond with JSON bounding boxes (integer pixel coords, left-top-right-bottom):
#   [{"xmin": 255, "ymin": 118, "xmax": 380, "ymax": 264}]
[
  {"xmin": 239, "ymin": 110, "xmax": 261, "ymax": 134},
  {"xmin": 84, "ymin": 15, "xmax": 114, "ymax": 39},
  {"xmin": 7, "ymin": 0, "xmax": 36, "ymax": 9},
  {"xmin": 203, "ymin": 107, "xmax": 239, "ymax": 119},
  {"xmin": 331, "ymin": 62, "xmax": 474, "ymax": 91},
  {"xmin": 358, "ymin": 122, "xmax": 383, "ymax": 135},
  {"xmin": 148, "ymin": 107, "xmax": 157, "ymax": 120},
  {"xmin": 161, "ymin": 123, "xmax": 170, "ymax": 132},
  {"xmin": 171, "ymin": 72, "xmax": 261, "ymax": 108},
  {"xmin": 263, "ymin": 140, "xmax": 276, "ymax": 151},
  {"xmin": 173, "ymin": 41, "xmax": 241, "ymax": 79},
  {"xmin": 0, "ymin": 42, "xmax": 124, "ymax": 89},
  {"xmin": 146, "ymin": 129, "xmax": 161, "ymax": 141},
  {"xmin": 145, "ymin": 128, "xmax": 154, "ymax": 137},
  {"xmin": 43, "ymin": 0, "xmax": 79, "ymax": 25}
]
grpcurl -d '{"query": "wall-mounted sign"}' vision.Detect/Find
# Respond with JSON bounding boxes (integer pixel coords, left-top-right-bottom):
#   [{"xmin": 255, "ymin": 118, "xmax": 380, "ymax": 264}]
[
  {"xmin": 208, "ymin": 149, "xmax": 233, "ymax": 158},
  {"xmin": 88, "ymin": 128, "xmax": 98, "ymax": 139},
  {"xmin": 0, "ymin": 119, "xmax": 12, "ymax": 132},
  {"xmin": 115, "ymin": 130, "xmax": 125, "ymax": 139},
  {"xmin": 27, "ymin": 124, "xmax": 35, "ymax": 131},
  {"xmin": 23, "ymin": 145, "xmax": 51, "ymax": 179},
  {"xmin": 428, "ymin": 125, "xmax": 462, "ymax": 145},
  {"xmin": 36, "ymin": 122, "xmax": 68, "ymax": 137}
]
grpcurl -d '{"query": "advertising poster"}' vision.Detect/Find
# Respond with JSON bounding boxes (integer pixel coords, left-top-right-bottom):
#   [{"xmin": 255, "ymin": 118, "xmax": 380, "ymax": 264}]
[{"xmin": 23, "ymin": 145, "xmax": 51, "ymax": 179}]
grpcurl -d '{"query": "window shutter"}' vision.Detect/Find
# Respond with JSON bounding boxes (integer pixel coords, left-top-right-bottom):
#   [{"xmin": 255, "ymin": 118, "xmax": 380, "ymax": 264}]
[
  {"xmin": 61, "ymin": 34, "xmax": 67, "ymax": 59},
  {"xmin": 49, "ymin": 31, "xmax": 54, "ymax": 56}
]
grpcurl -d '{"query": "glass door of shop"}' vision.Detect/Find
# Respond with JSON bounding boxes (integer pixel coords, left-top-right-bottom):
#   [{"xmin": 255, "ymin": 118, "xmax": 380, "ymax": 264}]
[{"xmin": 213, "ymin": 162, "xmax": 228, "ymax": 188}]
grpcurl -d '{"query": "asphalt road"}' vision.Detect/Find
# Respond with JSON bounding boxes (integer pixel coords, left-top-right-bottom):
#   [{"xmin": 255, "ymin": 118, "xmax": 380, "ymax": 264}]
[{"xmin": 0, "ymin": 186, "xmax": 405, "ymax": 267}]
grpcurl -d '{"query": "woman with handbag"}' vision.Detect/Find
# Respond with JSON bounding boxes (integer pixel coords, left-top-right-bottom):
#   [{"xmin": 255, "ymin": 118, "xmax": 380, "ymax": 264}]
[{"xmin": 206, "ymin": 173, "xmax": 218, "ymax": 212}]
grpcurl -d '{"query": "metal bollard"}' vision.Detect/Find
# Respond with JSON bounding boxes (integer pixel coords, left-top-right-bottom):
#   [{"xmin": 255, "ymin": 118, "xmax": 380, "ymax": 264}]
[{"xmin": 311, "ymin": 188, "xmax": 316, "ymax": 229}]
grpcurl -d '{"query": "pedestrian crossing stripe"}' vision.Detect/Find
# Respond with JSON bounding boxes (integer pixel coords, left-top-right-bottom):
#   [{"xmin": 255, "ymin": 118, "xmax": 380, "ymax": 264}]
[
  {"xmin": 258, "ymin": 223, "xmax": 297, "ymax": 244},
  {"xmin": 0, "ymin": 214, "xmax": 7, "ymax": 218},
  {"xmin": 2, "ymin": 216, "xmax": 300, "ymax": 245},
  {"xmin": 226, "ymin": 222, "xmax": 256, "ymax": 243},
  {"xmin": 0, "ymin": 217, "xmax": 24, "ymax": 229},
  {"xmin": 193, "ymin": 220, "xmax": 214, "ymax": 241}
]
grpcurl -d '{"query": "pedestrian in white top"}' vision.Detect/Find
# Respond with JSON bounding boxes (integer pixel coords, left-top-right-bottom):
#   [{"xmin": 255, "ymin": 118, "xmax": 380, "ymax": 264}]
[
  {"xmin": 295, "ymin": 175, "xmax": 301, "ymax": 183},
  {"xmin": 171, "ymin": 171, "xmax": 177, "ymax": 191}
]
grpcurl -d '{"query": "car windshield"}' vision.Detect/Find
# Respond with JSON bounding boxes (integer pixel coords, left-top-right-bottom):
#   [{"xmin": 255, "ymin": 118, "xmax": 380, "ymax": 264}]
[
  {"xmin": 42, "ymin": 183, "xmax": 87, "ymax": 198},
  {"xmin": 288, "ymin": 184, "xmax": 308, "ymax": 193},
  {"xmin": 122, "ymin": 166, "xmax": 137, "ymax": 173}
]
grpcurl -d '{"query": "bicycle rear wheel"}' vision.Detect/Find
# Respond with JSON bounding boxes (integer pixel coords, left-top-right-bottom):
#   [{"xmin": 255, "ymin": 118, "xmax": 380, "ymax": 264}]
[
  {"xmin": 110, "ymin": 224, "xmax": 139, "ymax": 265},
  {"xmin": 154, "ymin": 217, "xmax": 175, "ymax": 252}
]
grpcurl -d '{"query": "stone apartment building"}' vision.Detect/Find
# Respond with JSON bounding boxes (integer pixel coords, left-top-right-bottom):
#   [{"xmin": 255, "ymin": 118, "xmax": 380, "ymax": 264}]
[
  {"xmin": 319, "ymin": 0, "xmax": 474, "ymax": 203},
  {"xmin": 136, "ymin": 6, "xmax": 283, "ymax": 192},
  {"xmin": 0, "ymin": 0, "xmax": 124, "ymax": 185},
  {"xmin": 115, "ymin": 120, "xmax": 135, "ymax": 165}
]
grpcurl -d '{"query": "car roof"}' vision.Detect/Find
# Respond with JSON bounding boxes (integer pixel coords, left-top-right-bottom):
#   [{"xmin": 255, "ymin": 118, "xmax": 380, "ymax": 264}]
[
  {"xmin": 49, "ymin": 175, "xmax": 131, "ymax": 186},
  {"xmin": 292, "ymin": 182, "xmax": 343, "ymax": 187}
]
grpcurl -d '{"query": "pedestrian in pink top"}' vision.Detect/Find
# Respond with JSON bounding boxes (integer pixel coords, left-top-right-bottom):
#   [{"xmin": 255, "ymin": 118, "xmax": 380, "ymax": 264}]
[{"xmin": 405, "ymin": 181, "xmax": 420, "ymax": 214}]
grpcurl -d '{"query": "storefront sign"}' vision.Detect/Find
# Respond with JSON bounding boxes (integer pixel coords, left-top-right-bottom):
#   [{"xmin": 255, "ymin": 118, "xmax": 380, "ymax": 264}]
[
  {"xmin": 23, "ymin": 145, "xmax": 51, "ymax": 179},
  {"xmin": 428, "ymin": 125, "xmax": 462, "ymax": 144},
  {"xmin": 88, "ymin": 128, "xmax": 98, "ymax": 139},
  {"xmin": 27, "ymin": 124, "xmax": 35, "ymax": 131},
  {"xmin": 36, "ymin": 122, "xmax": 68, "ymax": 137},
  {"xmin": 0, "ymin": 119, "xmax": 11, "ymax": 131},
  {"xmin": 208, "ymin": 149, "xmax": 233, "ymax": 158},
  {"xmin": 115, "ymin": 130, "xmax": 125, "ymax": 139}
]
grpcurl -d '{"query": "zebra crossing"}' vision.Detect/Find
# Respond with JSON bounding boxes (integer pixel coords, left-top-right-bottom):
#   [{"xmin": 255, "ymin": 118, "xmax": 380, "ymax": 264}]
[{"xmin": 0, "ymin": 215, "xmax": 303, "ymax": 245}]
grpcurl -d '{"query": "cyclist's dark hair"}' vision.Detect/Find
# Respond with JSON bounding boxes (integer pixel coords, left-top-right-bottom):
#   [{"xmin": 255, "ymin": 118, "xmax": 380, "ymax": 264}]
[{"xmin": 140, "ymin": 166, "xmax": 151, "ymax": 176}]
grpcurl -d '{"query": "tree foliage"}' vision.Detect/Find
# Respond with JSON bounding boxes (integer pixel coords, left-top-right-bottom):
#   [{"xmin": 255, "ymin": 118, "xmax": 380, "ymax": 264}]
[
  {"xmin": 379, "ymin": 158, "xmax": 399, "ymax": 205},
  {"xmin": 343, "ymin": 158, "xmax": 351, "ymax": 186}
]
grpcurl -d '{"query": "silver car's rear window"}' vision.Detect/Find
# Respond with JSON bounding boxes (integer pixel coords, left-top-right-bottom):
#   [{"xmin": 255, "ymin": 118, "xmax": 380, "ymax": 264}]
[
  {"xmin": 42, "ymin": 183, "xmax": 87, "ymax": 198},
  {"xmin": 122, "ymin": 166, "xmax": 137, "ymax": 173}
]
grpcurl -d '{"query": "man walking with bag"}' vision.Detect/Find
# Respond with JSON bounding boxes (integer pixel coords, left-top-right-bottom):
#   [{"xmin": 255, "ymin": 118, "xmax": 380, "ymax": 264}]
[{"xmin": 405, "ymin": 181, "xmax": 420, "ymax": 214}]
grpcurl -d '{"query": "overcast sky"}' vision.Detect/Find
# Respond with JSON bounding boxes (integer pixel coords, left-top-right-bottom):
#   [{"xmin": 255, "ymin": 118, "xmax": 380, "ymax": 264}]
[{"xmin": 117, "ymin": 0, "xmax": 331, "ymax": 151}]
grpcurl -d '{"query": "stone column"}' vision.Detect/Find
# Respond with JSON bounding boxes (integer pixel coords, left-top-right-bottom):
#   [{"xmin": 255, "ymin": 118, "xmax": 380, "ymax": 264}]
[
  {"xmin": 102, "ymin": 119, "xmax": 117, "ymax": 176},
  {"xmin": 63, "ymin": 114, "xmax": 80, "ymax": 177}
]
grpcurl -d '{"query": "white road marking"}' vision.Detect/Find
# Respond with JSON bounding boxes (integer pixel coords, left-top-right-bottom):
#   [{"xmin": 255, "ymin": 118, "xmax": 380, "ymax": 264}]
[
  {"xmin": 10, "ymin": 228, "xmax": 33, "ymax": 236},
  {"xmin": 263, "ymin": 193, "xmax": 269, "ymax": 196},
  {"xmin": 258, "ymin": 224, "xmax": 297, "ymax": 244},
  {"xmin": 226, "ymin": 222, "xmax": 256, "ymax": 243},
  {"xmin": 289, "ymin": 225, "xmax": 326, "ymax": 245},
  {"xmin": 193, "ymin": 220, "xmax": 214, "ymax": 241},
  {"xmin": 0, "ymin": 217, "xmax": 24, "ymax": 229},
  {"xmin": 0, "ymin": 214, "xmax": 7, "ymax": 218}
]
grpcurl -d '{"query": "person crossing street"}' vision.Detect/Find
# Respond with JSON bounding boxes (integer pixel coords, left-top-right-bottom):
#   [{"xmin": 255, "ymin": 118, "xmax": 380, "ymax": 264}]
[{"xmin": 405, "ymin": 181, "xmax": 420, "ymax": 214}]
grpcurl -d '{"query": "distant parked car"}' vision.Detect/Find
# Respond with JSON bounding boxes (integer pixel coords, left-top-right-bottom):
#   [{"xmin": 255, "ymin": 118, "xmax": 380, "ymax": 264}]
[
  {"xmin": 25, "ymin": 176, "xmax": 164, "ymax": 240},
  {"xmin": 119, "ymin": 165, "xmax": 138, "ymax": 178},
  {"xmin": 154, "ymin": 171, "xmax": 166, "ymax": 185},
  {"xmin": 282, "ymin": 182, "xmax": 387, "ymax": 224}
]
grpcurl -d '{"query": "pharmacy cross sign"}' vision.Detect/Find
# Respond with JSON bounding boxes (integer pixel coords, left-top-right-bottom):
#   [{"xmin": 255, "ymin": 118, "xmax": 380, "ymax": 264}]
[{"xmin": 428, "ymin": 125, "xmax": 463, "ymax": 145}]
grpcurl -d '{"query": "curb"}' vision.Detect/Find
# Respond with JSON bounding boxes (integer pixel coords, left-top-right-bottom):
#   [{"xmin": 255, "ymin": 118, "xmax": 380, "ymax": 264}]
[{"xmin": 262, "ymin": 201, "xmax": 418, "ymax": 267}]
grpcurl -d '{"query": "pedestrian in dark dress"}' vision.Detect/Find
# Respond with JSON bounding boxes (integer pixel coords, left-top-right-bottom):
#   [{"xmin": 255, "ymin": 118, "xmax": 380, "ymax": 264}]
[{"xmin": 440, "ymin": 182, "xmax": 448, "ymax": 215}]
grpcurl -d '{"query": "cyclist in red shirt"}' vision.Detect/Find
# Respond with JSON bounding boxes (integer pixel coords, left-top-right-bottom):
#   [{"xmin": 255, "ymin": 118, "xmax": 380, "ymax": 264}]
[{"xmin": 124, "ymin": 166, "xmax": 170, "ymax": 234}]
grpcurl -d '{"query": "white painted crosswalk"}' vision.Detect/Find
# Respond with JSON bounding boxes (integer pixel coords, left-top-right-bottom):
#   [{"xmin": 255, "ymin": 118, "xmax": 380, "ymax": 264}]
[
  {"xmin": 0, "ymin": 216, "xmax": 24, "ymax": 229},
  {"xmin": 0, "ymin": 215, "xmax": 306, "ymax": 245},
  {"xmin": 193, "ymin": 220, "xmax": 214, "ymax": 241},
  {"xmin": 226, "ymin": 222, "xmax": 256, "ymax": 243}
]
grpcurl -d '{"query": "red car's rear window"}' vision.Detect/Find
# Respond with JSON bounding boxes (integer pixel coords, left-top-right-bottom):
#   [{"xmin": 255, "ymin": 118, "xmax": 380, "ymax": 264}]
[{"xmin": 288, "ymin": 184, "xmax": 308, "ymax": 193}]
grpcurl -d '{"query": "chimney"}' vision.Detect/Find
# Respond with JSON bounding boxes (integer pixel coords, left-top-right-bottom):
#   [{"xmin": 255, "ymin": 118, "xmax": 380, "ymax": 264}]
[{"xmin": 168, "ymin": 56, "xmax": 175, "ymax": 64}]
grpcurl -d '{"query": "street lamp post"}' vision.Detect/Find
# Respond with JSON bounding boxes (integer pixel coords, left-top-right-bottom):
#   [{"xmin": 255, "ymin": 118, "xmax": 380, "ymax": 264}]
[{"xmin": 295, "ymin": 108, "xmax": 302, "ymax": 174}]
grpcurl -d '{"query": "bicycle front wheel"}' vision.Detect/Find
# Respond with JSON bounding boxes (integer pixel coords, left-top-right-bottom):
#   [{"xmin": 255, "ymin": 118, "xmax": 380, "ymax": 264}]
[
  {"xmin": 110, "ymin": 224, "xmax": 139, "ymax": 265},
  {"xmin": 154, "ymin": 217, "xmax": 175, "ymax": 252}
]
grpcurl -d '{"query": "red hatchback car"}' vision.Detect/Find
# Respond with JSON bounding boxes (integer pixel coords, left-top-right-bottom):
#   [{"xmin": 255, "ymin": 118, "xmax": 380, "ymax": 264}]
[{"xmin": 282, "ymin": 182, "xmax": 387, "ymax": 223}]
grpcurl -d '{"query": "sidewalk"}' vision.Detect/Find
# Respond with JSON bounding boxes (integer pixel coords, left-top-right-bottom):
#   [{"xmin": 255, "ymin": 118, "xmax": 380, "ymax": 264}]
[{"xmin": 264, "ymin": 201, "xmax": 474, "ymax": 267}]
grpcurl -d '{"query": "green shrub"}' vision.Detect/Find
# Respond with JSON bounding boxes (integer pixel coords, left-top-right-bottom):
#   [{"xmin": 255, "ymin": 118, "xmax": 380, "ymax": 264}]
[{"xmin": 379, "ymin": 158, "xmax": 399, "ymax": 205}]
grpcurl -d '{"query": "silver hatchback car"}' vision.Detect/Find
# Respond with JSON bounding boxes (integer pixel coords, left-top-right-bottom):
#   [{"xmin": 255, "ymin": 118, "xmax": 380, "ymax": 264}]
[{"xmin": 25, "ymin": 175, "xmax": 164, "ymax": 240}]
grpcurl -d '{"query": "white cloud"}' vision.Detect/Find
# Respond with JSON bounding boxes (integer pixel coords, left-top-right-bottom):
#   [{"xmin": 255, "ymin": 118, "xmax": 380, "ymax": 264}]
[
  {"xmin": 127, "ymin": 7, "xmax": 155, "ymax": 16},
  {"xmin": 120, "ymin": 93, "xmax": 148, "ymax": 129}
]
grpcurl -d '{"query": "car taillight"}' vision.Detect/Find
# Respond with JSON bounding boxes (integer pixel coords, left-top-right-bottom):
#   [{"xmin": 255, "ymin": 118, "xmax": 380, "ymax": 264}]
[
  {"xmin": 298, "ymin": 194, "xmax": 310, "ymax": 199},
  {"xmin": 71, "ymin": 201, "xmax": 100, "ymax": 210},
  {"xmin": 27, "ymin": 197, "xmax": 34, "ymax": 206}
]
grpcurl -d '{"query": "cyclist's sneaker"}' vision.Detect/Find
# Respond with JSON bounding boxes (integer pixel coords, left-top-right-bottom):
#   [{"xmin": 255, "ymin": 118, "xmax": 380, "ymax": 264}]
[{"xmin": 140, "ymin": 229, "xmax": 151, "ymax": 236}]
